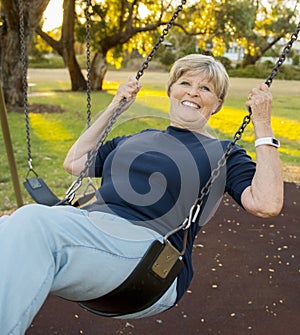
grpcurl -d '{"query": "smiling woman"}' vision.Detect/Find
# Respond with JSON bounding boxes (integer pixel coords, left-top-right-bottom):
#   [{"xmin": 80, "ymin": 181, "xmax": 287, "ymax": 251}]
[{"xmin": 42, "ymin": 0, "xmax": 63, "ymax": 31}]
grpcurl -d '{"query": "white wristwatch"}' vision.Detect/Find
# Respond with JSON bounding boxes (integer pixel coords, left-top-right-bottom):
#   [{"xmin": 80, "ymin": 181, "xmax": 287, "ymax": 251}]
[{"xmin": 255, "ymin": 137, "xmax": 280, "ymax": 148}]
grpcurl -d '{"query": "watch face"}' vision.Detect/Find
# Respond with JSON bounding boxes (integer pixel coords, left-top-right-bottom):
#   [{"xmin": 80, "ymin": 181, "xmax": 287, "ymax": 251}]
[{"xmin": 272, "ymin": 138, "xmax": 280, "ymax": 146}]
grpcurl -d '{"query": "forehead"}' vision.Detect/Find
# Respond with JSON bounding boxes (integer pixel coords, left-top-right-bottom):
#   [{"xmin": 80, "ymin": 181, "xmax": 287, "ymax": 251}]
[
  {"xmin": 176, "ymin": 70, "xmax": 215, "ymax": 89},
  {"xmin": 177, "ymin": 70, "xmax": 212, "ymax": 83}
]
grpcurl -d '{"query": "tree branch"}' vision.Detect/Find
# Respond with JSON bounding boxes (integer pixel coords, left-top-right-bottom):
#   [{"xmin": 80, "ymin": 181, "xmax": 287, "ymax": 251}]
[{"xmin": 35, "ymin": 26, "xmax": 63, "ymax": 55}]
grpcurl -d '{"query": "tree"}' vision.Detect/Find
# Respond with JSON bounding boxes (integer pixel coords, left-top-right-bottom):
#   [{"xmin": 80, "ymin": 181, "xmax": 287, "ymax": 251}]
[
  {"xmin": 241, "ymin": 0, "xmax": 300, "ymax": 66},
  {"xmin": 174, "ymin": 0, "xmax": 299, "ymax": 66},
  {"xmin": 159, "ymin": 1, "xmax": 256, "ymax": 59},
  {"xmin": 0, "ymin": 0, "xmax": 50, "ymax": 108},
  {"xmin": 36, "ymin": 0, "xmax": 86, "ymax": 91},
  {"xmin": 38, "ymin": 0, "xmax": 189, "ymax": 91}
]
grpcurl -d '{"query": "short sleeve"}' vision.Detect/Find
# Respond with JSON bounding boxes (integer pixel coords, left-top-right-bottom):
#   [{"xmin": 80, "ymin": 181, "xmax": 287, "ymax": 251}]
[
  {"xmin": 225, "ymin": 144, "xmax": 256, "ymax": 207},
  {"xmin": 88, "ymin": 135, "xmax": 126, "ymax": 177}
]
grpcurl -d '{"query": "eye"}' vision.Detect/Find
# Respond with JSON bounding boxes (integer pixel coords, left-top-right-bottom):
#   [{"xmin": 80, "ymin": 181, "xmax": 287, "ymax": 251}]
[
  {"xmin": 180, "ymin": 81, "xmax": 190, "ymax": 86},
  {"xmin": 200, "ymin": 86, "xmax": 210, "ymax": 92}
]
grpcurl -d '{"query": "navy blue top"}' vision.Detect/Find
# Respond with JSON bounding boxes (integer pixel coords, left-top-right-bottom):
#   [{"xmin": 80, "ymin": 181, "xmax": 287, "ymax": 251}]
[{"xmin": 85, "ymin": 126, "xmax": 256, "ymax": 302}]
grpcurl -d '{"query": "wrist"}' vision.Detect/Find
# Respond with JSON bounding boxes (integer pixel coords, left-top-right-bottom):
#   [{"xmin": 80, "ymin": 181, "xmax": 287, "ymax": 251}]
[{"xmin": 253, "ymin": 122, "xmax": 274, "ymax": 138}]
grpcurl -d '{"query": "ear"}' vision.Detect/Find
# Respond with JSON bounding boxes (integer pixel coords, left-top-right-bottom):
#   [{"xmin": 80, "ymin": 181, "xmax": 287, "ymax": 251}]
[{"xmin": 212, "ymin": 100, "xmax": 223, "ymax": 115}]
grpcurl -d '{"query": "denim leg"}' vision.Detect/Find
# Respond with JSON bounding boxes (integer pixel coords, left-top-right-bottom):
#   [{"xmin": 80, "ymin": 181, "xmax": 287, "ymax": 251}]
[
  {"xmin": 0, "ymin": 204, "xmax": 177, "ymax": 334},
  {"xmin": 0, "ymin": 205, "xmax": 56, "ymax": 335}
]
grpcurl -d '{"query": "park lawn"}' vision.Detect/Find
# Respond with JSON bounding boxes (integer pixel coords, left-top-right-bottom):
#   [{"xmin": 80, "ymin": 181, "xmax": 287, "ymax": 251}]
[{"xmin": 0, "ymin": 76, "xmax": 299, "ymax": 211}]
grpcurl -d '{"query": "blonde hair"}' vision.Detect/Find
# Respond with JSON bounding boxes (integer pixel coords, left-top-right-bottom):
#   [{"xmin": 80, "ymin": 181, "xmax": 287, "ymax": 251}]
[{"xmin": 167, "ymin": 54, "xmax": 230, "ymax": 100}]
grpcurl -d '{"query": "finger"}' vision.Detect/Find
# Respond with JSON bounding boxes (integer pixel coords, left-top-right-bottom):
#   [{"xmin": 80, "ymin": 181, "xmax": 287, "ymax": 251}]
[
  {"xmin": 259, "ymin": 83, "xmax": 269, "ymax": 91},
  {"xmin": 127, "ymin": 75, "xmax": 139, "ymax": 87}
]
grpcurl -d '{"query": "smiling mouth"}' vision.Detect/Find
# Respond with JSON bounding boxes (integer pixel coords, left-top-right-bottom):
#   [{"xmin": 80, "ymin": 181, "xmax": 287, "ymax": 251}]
[{"xmin": 182, "ymin": 101, "xmax": 200, "ymax": 109}]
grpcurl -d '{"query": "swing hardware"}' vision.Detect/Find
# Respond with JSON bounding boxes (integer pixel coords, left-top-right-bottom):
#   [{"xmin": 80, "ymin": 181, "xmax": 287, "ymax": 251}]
[
  {"xmin": 65, "ymin": 179, "xmax": 82, "ymax": 201},
  {"xmin": 72, "ymin": 177, "xmax": 97, "ymax": 207},
  {"xmin": 27, "ymin": 158, "xmax": 34, "ymax": 171},
  {"xmin": 24, "ymin": 161, "xmax": 39, "ymax": 180},
  {"xmin": 152, "ymin": 240, "xmax": 182, "ymax": 279},
  {"xmin": 184, "ymin": 203, "xmax": 201, "ymax": 230}
]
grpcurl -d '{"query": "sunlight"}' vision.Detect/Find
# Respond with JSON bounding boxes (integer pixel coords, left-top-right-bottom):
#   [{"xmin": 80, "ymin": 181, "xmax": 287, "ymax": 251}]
[
  {"xmin": 138, "ymin": 3, "xmax": 151, "ymax": 19},
  {"xmin": 43, "ymin": 0, "xmax": 63, "ymax": 32},
  {"xmin": 30, "ymin": 114, "xmax": 72, "ymax": 142}
]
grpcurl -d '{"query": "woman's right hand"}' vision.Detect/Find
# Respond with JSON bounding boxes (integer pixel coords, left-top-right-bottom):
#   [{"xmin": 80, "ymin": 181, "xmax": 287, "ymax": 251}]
[
  {"xmin": 64, "ymin": 77, "xmax": 141, "ymax": 176},
  {"xmin": 111, "ymin": 75, "xmax": 142, "ymax": 110}
]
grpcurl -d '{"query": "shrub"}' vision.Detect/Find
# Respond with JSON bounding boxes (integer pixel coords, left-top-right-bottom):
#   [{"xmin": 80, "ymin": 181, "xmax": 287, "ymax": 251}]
[
  {"xmin": 228, "ymin": 63, "xmax": 300, "ymax": 80},
  {"xmin": 29, "ymin": 56, "xmax": 65, "ymax": 69},
  {"xmin": 158, "ymin": 49, "xmax": 176, "ymax": 67},
  {"xmin": 215, "ymin": 56, "xmax": 232, "ymax": 71},
  {"xmin": 293, "ymin": 54, "xmax": 300, "ymax": 66}
]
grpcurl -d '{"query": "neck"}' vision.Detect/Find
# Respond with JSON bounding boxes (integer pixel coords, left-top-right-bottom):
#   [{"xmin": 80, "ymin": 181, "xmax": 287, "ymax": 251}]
[{"xmin": 169, "ymin": 122, "xmax": 214, "ymax": 138}]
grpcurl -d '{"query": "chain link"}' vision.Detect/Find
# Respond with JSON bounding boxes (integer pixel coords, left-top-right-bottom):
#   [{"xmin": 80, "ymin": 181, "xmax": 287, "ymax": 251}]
[
  {"xmin": 85, "ymin": 0, "xmax": 92, "ymax": 128},
  {"xmin": 265, "ymin": 21, "xmax": 300, "ymax": 87},
  {"xmin": 17, "ymin": 0, "xmax": 33, "ymax": 169},
  {"xmin": 136, "ymin": 0, "xmax": 186, "ymax": 80}
]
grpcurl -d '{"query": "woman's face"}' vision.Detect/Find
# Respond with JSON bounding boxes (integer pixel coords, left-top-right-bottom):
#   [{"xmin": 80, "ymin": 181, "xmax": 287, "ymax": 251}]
[{"xmin": 169, "ymin": 71, "xmax": 222, "ymax": 132}]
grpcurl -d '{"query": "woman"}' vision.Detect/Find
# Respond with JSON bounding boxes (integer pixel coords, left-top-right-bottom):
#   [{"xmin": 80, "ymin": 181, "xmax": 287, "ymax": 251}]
[{"xmin": 0, "ymin": 54, "xmax": 283, "ymax": 334}]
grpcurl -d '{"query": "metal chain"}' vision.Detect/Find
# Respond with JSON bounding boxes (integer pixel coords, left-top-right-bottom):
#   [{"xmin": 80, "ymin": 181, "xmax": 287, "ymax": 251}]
[
  {"xmin": 65, "ymin": 0, "xmax": 187, "ymax": 200},
  {"xmin": 17, "ymin": 0, "xmax": 33, "ymax": 171},
  {"xmin": 265, "ymin": 21, "xmax": 300, "ymax": 87},
  {"xmin": 136, "ymin": 0, "xmax": 187, "ymax": 80},
  {"xmin": 85, "ymin": 0, "xmax": 92, "ymax": 128},
  {"xmin": 184, "ymin": 20, "xmax": 300, "ymax": 229}
]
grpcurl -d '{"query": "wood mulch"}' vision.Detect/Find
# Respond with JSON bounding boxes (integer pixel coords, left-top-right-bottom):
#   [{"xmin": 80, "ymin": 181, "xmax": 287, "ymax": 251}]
[{"xmin": 26, "ymin": 182, "xmax": 299, "ymax": 335}]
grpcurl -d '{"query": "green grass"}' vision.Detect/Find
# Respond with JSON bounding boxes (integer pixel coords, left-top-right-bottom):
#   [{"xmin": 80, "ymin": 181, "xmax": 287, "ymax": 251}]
[{"xmin": 1, "ymin": 73, "xmax": 299, "ymax": 212}]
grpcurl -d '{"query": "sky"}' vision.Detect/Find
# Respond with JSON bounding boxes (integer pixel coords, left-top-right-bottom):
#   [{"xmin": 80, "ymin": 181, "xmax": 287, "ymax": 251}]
[{"xmin": 43, "ymin": 0, "xmax": 64, "ymax": 31}]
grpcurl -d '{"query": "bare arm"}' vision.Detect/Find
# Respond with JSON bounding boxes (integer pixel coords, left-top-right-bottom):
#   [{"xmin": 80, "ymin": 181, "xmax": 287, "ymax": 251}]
[
  {"xmin": 241, "ymin": 83, "xmax": 283, "ymax": 218},
  {"xmin": 63, "ymin": 76, "xmax": 141, "ymax": 176}
]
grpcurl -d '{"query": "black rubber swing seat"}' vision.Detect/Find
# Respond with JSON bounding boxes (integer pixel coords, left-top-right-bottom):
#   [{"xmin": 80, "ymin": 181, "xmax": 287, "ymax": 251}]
[
  {"xmin": 78, "ymin": 239, "xmax": 183, "ymax": 317},
  {"xmin": 24, "ymin": 177, "xmax": 97, "ymax": 207},
  {"xmin": 23, "ymin": 177, "xmax": 61, "ymax": 206}
]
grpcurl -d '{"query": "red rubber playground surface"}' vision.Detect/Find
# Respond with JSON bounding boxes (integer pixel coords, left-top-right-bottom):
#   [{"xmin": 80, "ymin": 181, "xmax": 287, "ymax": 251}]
[{"xmin": 26, "ymin": 182, "xmax": 299, "ymax": 335}]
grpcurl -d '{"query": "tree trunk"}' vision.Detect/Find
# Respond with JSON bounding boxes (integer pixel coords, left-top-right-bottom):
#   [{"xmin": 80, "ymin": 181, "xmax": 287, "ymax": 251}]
[
  {"xmin": 0, "ymin": 0, "xmax": 50, "ymax": 109},
  {"xmin": 91, "ymin": 50, "xmax": 107, "ymax": 91},
  {"xmin": 36, "ymin": 0, "xmax": 86, "ymax": 91},
  {"xmin": 1, "ymin": 29, "xmax": 24, "ymax": 107},
  {"xmin": 61, "ymin": 0, "xmax": 86, "ymax": 91},
  {"xmin": 242, "ymin": 53, "xmax": 261, "ymax": 67},
  {"xmin": 66, "ymin": 51, "xmax": 87, "ymax": 91},
  {"xmin": 242, "ymin": 34, "xmax": 285, "ymax": 67}
]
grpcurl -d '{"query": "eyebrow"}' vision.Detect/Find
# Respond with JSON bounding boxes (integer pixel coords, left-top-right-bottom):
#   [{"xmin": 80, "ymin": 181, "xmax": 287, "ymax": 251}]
[{"xmin": 178, "ymin": 76, "xmax": 214, "ymax": 90}]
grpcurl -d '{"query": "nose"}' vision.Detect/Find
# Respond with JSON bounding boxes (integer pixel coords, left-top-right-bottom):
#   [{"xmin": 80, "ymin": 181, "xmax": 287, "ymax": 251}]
[{"xmin": 187, "ymin": 86, "xmax": 199, "ymax": 97}]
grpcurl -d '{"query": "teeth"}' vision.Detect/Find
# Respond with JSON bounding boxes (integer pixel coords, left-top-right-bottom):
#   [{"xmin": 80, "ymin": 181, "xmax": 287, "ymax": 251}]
[{"xmin": 182, "ymin": 101, "xmax": 200, "ymax": 109}]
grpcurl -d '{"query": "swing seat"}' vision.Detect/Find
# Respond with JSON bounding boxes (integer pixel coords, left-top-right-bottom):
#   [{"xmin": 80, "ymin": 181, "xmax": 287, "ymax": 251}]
[
  {"xmin": 23, "ymin": 177, "xmax": 61, "ymax": 206},
  {"xmin": 79, "ymin": 239, "xmax": 183, "ymax": 317},
  {"xmin": 24, "ymin": 177, "xmax": 96, "ymax": 207}
]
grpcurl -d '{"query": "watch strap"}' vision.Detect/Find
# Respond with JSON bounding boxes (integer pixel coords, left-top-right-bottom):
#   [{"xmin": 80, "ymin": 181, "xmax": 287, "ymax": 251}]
[{"xmin": 255, "ymin": 137, "xmax": 280, "ymax": 148}]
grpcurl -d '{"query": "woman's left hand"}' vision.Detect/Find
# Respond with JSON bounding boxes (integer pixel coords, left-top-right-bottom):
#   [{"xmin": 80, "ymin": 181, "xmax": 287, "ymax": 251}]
[{"xmin": 246, "ymin": 83, "xmax": 272, "ymax": 126}]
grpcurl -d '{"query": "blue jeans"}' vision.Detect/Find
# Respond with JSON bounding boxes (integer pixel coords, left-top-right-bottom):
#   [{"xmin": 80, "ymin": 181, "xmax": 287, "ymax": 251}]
[{"xmin": 0, "ymin": 204, "xmax": 177, "ymax": 335}]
